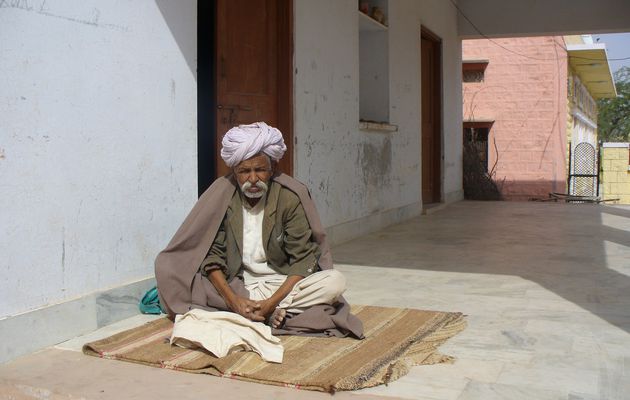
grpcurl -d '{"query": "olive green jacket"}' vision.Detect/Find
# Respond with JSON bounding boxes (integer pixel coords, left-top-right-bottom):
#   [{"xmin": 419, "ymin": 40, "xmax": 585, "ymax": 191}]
[{"xmin": 200, "ymin": 181, "xmax": 321, "ymax": 281}]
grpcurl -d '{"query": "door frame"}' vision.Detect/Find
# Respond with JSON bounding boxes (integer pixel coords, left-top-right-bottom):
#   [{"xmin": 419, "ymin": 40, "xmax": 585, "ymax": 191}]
[
  {"xmin": 420, "ymin": 26, "xmax": 443, "ymax": 204},
  {"xmin": 197, "ymin": 1, "xmax": 294, "ymax": 196},
  {"xmin": 276, "ymin": 0, "xmax": 294, "ymax": 176}
]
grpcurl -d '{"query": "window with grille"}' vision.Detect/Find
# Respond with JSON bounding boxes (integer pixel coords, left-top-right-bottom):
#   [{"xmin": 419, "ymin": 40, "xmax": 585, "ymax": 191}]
[{"xmin": 462, "ymin": 60, "xmax": 488, "ymax": 83}]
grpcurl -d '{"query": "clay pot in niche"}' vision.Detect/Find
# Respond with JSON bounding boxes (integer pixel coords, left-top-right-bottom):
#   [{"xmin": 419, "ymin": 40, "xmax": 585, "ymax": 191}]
[
  {"xmin": 359, "ymin": 1, "xmax": 370, "ymax": 14},
  {"xmin": 371, "ymin": 6, "xmax": 385, "ymax": 24}
]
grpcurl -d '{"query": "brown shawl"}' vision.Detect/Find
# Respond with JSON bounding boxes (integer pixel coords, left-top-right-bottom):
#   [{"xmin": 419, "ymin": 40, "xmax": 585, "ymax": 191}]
[{"xmin": 154, "ymin": 173, "xmax": 363, "ymax": 338}]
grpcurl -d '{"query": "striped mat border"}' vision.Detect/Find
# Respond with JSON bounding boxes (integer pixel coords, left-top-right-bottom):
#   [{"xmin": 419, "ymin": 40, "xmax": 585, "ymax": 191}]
[{"xmin": 83, "ymin": 305, "xmax": 466, "ymax": 392}]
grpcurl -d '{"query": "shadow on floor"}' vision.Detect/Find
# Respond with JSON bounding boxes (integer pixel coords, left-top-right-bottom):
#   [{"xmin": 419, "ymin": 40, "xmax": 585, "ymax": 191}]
[{"xmin": 333, "ymin": 201, "xmax": 630, "ymax": 334}]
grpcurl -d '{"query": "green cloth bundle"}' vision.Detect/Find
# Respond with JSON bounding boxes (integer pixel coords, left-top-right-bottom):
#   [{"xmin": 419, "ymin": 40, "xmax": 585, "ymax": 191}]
[{"xmin": 139, "ymin": 286, "xmax": 164, "ymax": 315}]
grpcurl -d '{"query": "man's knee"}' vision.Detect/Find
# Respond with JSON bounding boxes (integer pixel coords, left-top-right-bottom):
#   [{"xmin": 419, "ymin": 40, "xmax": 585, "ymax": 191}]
[{"xmin": 320, "ymin": 269, "xmax": 346, "ymax": 301}]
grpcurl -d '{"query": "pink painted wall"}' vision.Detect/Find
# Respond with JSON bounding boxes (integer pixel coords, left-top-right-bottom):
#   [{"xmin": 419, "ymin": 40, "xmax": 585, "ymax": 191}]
[{"xmin": 463, "ymin": 37, "xmax": 568, "ymax": 201}]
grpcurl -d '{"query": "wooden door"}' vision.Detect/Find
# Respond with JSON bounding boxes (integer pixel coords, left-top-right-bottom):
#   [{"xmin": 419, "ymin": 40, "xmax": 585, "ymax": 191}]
[
  {"xmin": 215, "ymin": 0, "xmax": 292, "ymax": 177},
  {"xmin": 421, "ymin": 30, "xmax": 442, "ymax": 203}
]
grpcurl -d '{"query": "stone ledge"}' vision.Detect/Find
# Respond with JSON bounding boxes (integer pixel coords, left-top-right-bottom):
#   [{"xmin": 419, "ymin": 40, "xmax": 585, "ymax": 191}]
[
  {"xmin": 359, "ymin": 121, "xmax": 398, "ymax": 133},
  {"xmin": 0, "ymin": 277, "xmax": 156, "ymax": 364}
]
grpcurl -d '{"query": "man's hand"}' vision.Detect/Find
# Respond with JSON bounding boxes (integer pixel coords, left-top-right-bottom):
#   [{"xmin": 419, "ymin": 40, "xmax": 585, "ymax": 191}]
[
  {"xmin": 253, "ymin": 299, "xmax": 287, "ymax": 328},
  {"xmin": 253, "ymin": 298, "xmax": 278, "ymax": 319},
  {"xmin": 207, "ymin": 269, "xmax": 265, "ymax": 322},
  {"xmin": 227, "ymin": 295, "xmax": 265, "ymax": 322}
]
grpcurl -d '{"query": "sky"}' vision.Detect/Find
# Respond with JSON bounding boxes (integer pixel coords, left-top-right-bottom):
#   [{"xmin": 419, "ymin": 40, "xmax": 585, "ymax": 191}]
[{"xmin": 592, "ymin": 33, "xmax": 630, "ymax": 75}]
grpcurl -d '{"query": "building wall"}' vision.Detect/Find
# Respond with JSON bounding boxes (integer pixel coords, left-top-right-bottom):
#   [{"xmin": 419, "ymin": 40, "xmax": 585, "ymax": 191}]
[
  {"xmin": 294, "ymin": 0, "xmax": 463, "ymax": 238},
  {"xmin": 462, "ymin": 37, "xmax": 568, "ymax": 200},
  {"xmin": 601, "ymin": 144, "xmax": 630, "ymax": 204},
  {"xmin": 0, "ymin": 0, "xmax": 464, "ymax": 362},
  {"xmin": 0, "ymin": 1, "xmax": 198, "ymax": 320}
]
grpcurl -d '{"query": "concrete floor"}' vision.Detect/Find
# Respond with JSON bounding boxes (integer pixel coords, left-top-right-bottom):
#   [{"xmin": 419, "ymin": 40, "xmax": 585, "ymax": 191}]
[{"xmin": 1, "ymin": 201, "xmax": 630, "ymax": 400}]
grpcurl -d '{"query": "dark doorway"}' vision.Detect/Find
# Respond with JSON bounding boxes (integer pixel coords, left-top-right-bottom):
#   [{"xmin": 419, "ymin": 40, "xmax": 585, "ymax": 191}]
[
  {"xmin": 421, "ymin": 27, "xmax": 442, "ymax": 204},
  {"xmin": 198, "ymin": 0, "xmax": 294, "ymax": 194},
  {"xmin": 198, "ymin": 1, "xmax": 216, "ymax": 196},
  {"xmin": 463, "ymin": 123, "xmax": 491, "ymax": 172},
  {"xmin": 197, "ymin": 1, "xmax": 293, "ymax": 194}
]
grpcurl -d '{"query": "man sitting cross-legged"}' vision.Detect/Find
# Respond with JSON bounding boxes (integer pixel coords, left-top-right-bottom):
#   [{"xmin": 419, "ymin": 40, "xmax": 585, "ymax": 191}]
[{"xmin": 155, "ymin": 122, "xmax": 363, "ymax": 338}]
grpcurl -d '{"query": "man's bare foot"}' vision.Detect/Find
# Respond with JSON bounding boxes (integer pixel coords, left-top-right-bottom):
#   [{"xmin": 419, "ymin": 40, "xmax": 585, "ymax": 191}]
[{"xmin": 268, "ymin": 308, "xmax": 286, "ymax": 328}]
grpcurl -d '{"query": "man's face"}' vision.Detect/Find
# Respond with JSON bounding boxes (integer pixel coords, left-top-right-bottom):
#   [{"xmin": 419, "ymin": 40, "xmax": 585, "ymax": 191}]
[{"xmin": 234, "ymin": 153, "xmax": 274, "ymax": 199}]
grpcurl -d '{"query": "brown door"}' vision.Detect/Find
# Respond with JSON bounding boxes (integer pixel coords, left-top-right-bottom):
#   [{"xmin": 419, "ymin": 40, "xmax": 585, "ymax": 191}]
[
  {"xmin": 215, "ymin": 0, "xmax": 293, "ymax": 177},
  {"xmin": 421, "ymin": 29, "xmax": 442, "ymax": 203}
]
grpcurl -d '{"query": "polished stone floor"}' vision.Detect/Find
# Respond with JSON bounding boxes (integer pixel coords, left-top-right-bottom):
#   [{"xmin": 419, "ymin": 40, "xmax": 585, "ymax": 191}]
[{"xmin": 2, "ymin": 201, "xmax": 629, "ymax": 399}]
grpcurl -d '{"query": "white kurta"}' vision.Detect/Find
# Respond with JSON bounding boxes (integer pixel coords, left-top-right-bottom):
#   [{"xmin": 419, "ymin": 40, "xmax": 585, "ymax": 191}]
[
  {"xmin": 240, "ymin": 197, "xmax": 346, "ymax": 313},
  {"xmin": 241, "ymin": 197, "xmax": 286, "ymax": 287}
]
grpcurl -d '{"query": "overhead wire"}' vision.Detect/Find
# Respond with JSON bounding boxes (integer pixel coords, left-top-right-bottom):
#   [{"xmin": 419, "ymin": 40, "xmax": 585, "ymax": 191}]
[{"xmin": 449, "ymin": 0, "xmax": 630, "ymax": 63}]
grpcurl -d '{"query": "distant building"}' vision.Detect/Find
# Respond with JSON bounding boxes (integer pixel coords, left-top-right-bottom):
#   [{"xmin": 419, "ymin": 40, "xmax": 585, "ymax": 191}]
[
  {"xmin": 601, "ymin": 143, "xmax": 630, "ymax": 204},
  {"xmin": 462, "ymin": 35, "xmax": 616, "ymax": 200}
]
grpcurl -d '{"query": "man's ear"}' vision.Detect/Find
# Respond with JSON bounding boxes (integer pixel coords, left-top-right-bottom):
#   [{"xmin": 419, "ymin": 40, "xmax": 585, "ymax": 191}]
[{"xmin": 271, "ymin": 160, "xmax": 278, "ymax": 174}]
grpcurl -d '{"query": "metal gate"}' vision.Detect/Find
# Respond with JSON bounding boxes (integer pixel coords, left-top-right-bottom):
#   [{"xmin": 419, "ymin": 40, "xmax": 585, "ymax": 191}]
[{"xmin": 569, "ymin": 142, "xmax": 598, "ymax": 197}]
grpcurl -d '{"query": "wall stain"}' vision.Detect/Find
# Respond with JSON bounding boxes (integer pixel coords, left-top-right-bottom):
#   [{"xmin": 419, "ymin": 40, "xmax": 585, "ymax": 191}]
[
  {"xmin": 75, "ymin": 199, "xmax": 83, "ymax": 223},
  {"xmin": 61, "ymin": 227, "xmax": 65, "ymax": 286},
  {"xmin": 359, "ymin": 139, "xmax": 392, "ymax": 189},
  {"xmin": 0, "ymin": 148, "xmax": 5, "ymax": 160},
  {"xmin": 317, "ymin": 176, "xmax": 331, "ymax": 209},
  {"xmin": 170, "ymin": 79, "xmax": 176, "ymax": 102}
]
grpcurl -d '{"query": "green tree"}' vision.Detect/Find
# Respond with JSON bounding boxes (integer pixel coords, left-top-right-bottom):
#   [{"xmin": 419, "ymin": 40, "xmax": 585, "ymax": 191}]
[{"xmin": 597, "ymin": 66, "xmax": 630, "ymax": 142}]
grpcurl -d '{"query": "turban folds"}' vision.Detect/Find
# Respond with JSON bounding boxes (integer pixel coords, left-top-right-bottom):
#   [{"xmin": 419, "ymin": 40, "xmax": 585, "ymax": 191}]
[{"xmin": 220, "ymin": 122, "xmax": 287, "ymax": 168}]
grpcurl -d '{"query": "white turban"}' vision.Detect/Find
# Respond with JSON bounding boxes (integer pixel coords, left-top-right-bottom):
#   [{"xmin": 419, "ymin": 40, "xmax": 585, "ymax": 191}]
[{"xmin": 220, "ymin": 122, "xmax": 287, "ymax": 168}]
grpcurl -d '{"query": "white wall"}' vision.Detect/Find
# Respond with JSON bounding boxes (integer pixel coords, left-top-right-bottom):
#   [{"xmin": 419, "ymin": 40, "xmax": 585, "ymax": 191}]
[
  {"xmin": 294, "ymin": 0, "xmax": 462, "ymax": 228},
  {"xmin": 359, "ymin": 29, "xmax": 389, "ymax": 123},
  {"xmin": 0, "ymin": 0, "xmax": 197, "ymax": 319}
]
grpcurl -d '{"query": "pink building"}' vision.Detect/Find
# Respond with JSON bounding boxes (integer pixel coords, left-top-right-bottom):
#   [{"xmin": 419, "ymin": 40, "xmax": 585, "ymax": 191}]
[{"xmin": 462, "ymin": 36, "xmax": 569, "ymax": 201}]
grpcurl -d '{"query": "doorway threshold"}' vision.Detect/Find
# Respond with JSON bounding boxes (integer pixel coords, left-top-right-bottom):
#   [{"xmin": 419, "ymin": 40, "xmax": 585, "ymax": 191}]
[{"xmin": 422, "ymin": 202, "xmax": 447, "ymax": 215}]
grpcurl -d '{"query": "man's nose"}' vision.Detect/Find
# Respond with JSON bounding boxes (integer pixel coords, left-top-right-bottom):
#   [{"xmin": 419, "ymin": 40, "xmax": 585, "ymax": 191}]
[{"xmin": 247, "ymin": 171, "xmax": 259, "ymax": 183}]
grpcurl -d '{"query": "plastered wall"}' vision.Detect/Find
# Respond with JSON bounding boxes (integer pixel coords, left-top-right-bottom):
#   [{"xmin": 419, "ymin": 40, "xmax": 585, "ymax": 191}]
[
  {"xmin": 0, "ymin": 0, "xmax": 464, "ymax": 319},
  {"xmin": 294, "ymin": 0, "xmax": 463, "ymax": 228},
  {"xmin": 0, "ymin": 0, "xmax": 198, "ymax": 318}
]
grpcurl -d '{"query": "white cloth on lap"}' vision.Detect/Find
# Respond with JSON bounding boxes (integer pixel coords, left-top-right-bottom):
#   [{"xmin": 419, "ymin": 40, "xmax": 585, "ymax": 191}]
[{"xmin": 170, "ymin": 309, "xmax": 283, "ymax": 363}]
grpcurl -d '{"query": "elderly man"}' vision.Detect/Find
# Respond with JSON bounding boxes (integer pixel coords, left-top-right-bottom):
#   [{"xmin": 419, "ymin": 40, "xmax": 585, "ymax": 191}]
[{"xmin": 155, "ymin": 122, "xmax": 363, "ymax": 338}]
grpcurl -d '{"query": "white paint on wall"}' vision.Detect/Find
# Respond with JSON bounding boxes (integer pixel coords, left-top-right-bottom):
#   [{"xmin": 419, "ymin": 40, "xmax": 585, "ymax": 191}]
[
  {"xmin": 0, "ymin": 0, "xmax": 197, "ymax": 318},
  {"xmin": 294, "ymin": 0, "xmax": 462, "ymax": 228}
]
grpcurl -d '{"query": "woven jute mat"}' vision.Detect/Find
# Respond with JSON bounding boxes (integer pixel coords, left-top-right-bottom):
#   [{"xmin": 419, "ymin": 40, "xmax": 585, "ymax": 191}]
[{"xmin": 83, "ymin": 305, "xmax": 466, "ymax": 393}]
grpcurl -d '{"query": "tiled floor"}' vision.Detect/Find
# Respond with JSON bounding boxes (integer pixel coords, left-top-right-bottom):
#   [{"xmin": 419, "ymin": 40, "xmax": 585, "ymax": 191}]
[{"xmin": 1, "ymin": 201, "xmax": 629, "ymax": 399}]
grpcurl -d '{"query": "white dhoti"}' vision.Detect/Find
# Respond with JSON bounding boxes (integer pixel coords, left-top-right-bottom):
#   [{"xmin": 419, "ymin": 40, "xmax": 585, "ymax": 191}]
[
  {"xmin": 171, "ymin": 309, "xmax": 284, "ymax": 363},
  {"xmin": 244, "ymin": 269, "xmax": 346, "ymax": 314}
]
